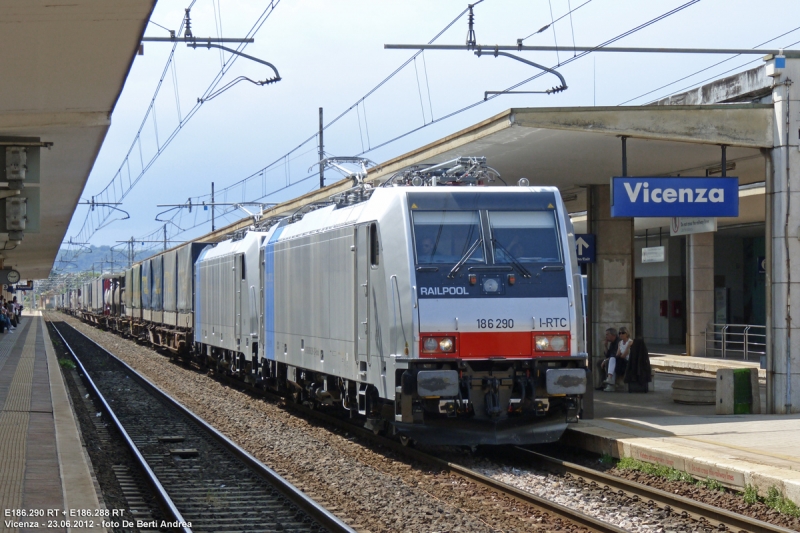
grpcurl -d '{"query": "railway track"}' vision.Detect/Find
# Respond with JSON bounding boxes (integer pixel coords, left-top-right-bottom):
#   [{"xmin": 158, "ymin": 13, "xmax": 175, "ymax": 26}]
[
  {"xmin": 212, "ymin": 366, "xmax": 793, "ymax": 533},
  {"xmin": 54, "ymin": 315, "xmax": 797, "ymax": 533},
  {"xmin": 282, "ymin": 398, "xmax": 796, "ymax": 533},
  {"xmin": 506, "ymin": 447, "xmax": 797, "ymax": 533},
  {"xmin": 223, "ymin": 367, "xmax": 796, "ymax": 533},
  {"xmin": 50, "ymin": 321, "xmax": 354, "ymax": 533}
]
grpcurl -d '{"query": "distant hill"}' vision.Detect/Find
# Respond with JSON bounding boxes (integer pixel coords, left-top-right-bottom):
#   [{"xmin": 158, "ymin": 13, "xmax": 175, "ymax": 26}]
[{"xmin": 53, "ymin": 245, "xmax": 160, "ymax": 274}]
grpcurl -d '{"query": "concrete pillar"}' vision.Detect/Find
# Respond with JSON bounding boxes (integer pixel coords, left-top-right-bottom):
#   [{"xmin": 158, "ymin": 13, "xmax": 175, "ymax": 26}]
[
  {"xmin": 768, "ymin": 57, "xmax": 800, "ymax": 414},
  {"xmin": 588, "ymin": 185, "xmax": 634, "ymax": 389},
  {"xmin": 686, "ymin": 233, "xmax": 714, "ymax": 357}
]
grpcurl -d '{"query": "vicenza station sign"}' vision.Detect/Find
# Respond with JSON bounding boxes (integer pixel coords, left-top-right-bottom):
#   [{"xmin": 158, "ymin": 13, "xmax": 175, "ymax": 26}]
[{"xmin": 610, "ymin": 177, "xmax": 739, "ymax": 218}]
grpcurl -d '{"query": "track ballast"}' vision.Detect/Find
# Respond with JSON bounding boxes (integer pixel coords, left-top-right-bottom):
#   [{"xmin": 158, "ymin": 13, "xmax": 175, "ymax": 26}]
[{"xmin": 51, "ymin": 320, "xmax": 353, "ymax": 533}]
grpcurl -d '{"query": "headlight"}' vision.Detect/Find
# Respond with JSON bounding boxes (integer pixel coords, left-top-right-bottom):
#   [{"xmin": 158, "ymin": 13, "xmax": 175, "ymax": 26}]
[
  {"xmin": 535, "ymin": 336, "xmax": 551, "ymax": 351},
  {"xmin": 549, "ymin": 335, "xmax": 566, "ymax": 351},
  {"xmin": 483, "ymin": 277, "xmax": 500, "ymax": 292},
  {"xmin": 423, "ymin": 337, "xmax": 438, "ymax": 352},
  {"xmin": 534, "ymin": 334, "xmax": 569, "ymax": 352},
  {"xmin": 421, "ymin": 336, "xmax": 457, "ymax": 355}
]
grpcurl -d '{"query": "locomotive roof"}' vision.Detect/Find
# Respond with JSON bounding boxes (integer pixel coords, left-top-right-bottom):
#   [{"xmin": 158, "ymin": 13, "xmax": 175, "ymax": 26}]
[
  {"xmin": 199, "ymin": 228, "xmax": 269, "ymax": 261},
  {"xmin": 271, "ymin": 185, "xmax": 564, "ymax": 243}
]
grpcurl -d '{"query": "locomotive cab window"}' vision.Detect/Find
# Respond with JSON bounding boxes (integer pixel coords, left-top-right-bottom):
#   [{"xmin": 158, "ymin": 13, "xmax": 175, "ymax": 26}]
[
  {"xmin": 488, "ymin": 211, "xmax": 562, "ymax": 263},
  {"xmin": 413, "ymin": 211, "xmax": 484, "ymax": 264}
]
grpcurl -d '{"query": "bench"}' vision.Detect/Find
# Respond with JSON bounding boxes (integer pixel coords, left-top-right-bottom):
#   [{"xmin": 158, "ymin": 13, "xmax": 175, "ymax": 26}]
[{"xmin": 606, "ymin": 370, "xmax": 655, "ymax": 392}]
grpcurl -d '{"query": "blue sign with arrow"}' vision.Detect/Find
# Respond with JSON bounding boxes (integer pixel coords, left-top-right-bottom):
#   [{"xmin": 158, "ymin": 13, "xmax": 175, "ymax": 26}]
[
  {"xmin": 575, "ymin": 234, "xmax": 595, "ymax": 264},
  {"xmin": 611, "ymin": 176, "xmax": 739, "ymax": 218}
]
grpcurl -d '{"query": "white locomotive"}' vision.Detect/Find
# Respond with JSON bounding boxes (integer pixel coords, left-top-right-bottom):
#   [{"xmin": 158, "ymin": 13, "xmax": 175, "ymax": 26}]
[{"xmin": 69, "ymin": 158, "xmax": 589, "ymax": 446}]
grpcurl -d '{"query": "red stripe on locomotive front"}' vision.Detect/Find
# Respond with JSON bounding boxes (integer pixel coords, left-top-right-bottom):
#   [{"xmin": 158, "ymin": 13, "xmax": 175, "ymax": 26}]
[
  {"xmin": 459, "ymin": 331, "xmax": 530, "ymax": 357},
  {"xmin": 419, "ymin": 331, "xmax": 571, "ymax": 358}
]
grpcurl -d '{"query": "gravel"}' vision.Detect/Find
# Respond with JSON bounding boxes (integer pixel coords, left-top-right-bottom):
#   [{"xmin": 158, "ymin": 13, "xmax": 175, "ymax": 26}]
[
  {"xmin": 527, "ymin": 444, "xmax": 800, "ymax": 531},
  {"xmin": 51, "ymin": 325, "xmax": 164, "ymax": 533},
  {"xmin": 464, "ymin": 459, "xmax": 700, "ymax": 533},
  {"xmin": 609, "ymin": 467, "xmax": 800, "ymax": 531},
  {"xmin": 57, "ymin": 311, "xmax": 797, "ymax": 532},
  {"xmin": 49, "ymin": 313, "xmax": 592, "ymax": 533}
]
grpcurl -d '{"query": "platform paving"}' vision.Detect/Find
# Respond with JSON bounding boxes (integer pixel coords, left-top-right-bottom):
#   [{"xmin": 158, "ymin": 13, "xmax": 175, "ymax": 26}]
[
  {"xmin": 568, "ymin": 370, "xmax": 800, "ymax": 506},
  {"xmin": 0, "ymin": 312, "xmax": 101, "ymax": 533}
]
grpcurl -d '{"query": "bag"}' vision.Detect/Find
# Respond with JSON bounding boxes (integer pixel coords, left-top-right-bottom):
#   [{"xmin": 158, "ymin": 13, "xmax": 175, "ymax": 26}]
[
  {"xmin": 628, "ymin": 381, "xmax": 648, "ymax": 393},
  {"xmin": 616, "ymin": 357, "xmax": 628, "ymax": 376}
]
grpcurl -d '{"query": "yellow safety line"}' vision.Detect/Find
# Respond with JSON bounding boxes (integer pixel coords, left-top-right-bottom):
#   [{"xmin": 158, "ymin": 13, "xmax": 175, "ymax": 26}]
[{"xmin": 0, "ymin": 321, "xmax": 38, "ymax": 533}]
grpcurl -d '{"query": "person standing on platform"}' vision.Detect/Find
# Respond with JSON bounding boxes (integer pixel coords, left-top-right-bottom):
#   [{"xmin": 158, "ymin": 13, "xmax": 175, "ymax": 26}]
[{"xmin": 603, "ymin": 327, "xmax": 632, "ymax": 391}]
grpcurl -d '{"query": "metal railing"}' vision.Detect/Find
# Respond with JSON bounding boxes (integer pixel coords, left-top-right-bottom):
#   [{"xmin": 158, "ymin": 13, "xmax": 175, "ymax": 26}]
[{"xmin": 705, "ymin": 323, "xmax": 766, "ymax": 361}]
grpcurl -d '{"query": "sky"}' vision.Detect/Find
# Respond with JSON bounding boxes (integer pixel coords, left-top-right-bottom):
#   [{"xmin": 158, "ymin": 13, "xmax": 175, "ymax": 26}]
[{"xmin": 61, "ymin": 0, "xmax": 800, "ymax": 263}]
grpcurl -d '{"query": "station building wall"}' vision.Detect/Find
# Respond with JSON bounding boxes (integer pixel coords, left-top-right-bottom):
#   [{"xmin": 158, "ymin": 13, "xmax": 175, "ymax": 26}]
[
  {"xmin": 633, "ymin": 228, "xmax": 765, "ymax": 348},
  {"xmin": 714, "ymin": 230, "xmax": 765, "ymax": 326},
  {"xmin": 634, "ymin": 236, "xmax": 685, "ymax": 346}
]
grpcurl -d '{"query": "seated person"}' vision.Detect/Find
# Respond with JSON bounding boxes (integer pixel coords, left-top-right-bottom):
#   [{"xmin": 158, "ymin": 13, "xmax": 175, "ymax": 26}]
[
  {"xmin": 417, "ymin": 236, "xmax": 435, "ymax": 262},
  {"xmin": 0, "ymin": 308, "xmax": 13, "ymax": 333},
  {"xmin": 604, "ymin": 327, "xmax": 632, "ymax": 391},
  {"xmin": 597, "ymin": 328, "xmax": 619, "ymax": 388},
  {"xmin": 6, "ymin": 303, "xmax": 17, "ymax": 328}
]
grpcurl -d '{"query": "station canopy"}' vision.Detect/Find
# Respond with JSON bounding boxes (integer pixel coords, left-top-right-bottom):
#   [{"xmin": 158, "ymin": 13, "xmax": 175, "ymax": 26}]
[
  {"xmin": 366, "ymin": 104, "xmax": 773, "ymax": 233},
  {"xmin": 0, "ymin": 1, "xmax": 155, "ymax": 279}
]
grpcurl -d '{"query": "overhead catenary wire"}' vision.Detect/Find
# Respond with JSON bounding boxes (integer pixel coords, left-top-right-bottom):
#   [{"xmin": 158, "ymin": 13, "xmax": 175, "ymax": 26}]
[
  {"xmin": 64, "ymin": 0, "xmax": 281, "ymax": 259},
  {"xmin": 88, "ymin": 0, "xmax": 704, "ymax": 263},
  {"xmin": 66, "ymin": 0, "xmax": 280, "ymax": 254},
  {"xmin": 519, "ymin": 0, "xmax": 593, "ymax": 42},
  {"xmin": 421, "ymin": 52, "xmax": 435, "ymax": 121},
  {"xmin": 165, "ymin": 0, "xmax": 482, "ymax": 210},
  {"xmin": 618, "ymin": 24, "xmax": 800, "ymax": 105},
  {"xmin": 213, "ymin": 0, "xmax": 224, "ymax": 67},
  {"xmin": 149, "ymin": 20, "xmax": 175, "ymax": 34},
  {"xmin": 138, "ymin": 0, "xmax": 703, "ymax": 255},
  {"xmin": 566, "ymin": 0, "xmax": 577, "ymax": 56},
  {"xmin": 94, "ymin": 0, "xmax": 484, "ymax": 256},
  {"xmin": 354, "ymin": 0, "xmax": 703, "ymax": 157},
  {"xmin": 547, "ymin": 0, "xmax": 560, "ymax": 64},
  {"xmin": 413, "ymin": 57, "xmax": 427, "ymax": 124}
]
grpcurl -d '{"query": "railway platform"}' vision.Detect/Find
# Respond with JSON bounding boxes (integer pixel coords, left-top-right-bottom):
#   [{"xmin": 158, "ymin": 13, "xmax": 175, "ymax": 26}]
[
  {"xmin": 567, "ymin": 365, "xmax": 800, "ymax": 507},
  {"xmin": 648, "ymin": 345, "xmax": 765, "ymax": 383},
  {"xmin": 0, "ymin": 312, "xmax": 101, "ymax": 533}
]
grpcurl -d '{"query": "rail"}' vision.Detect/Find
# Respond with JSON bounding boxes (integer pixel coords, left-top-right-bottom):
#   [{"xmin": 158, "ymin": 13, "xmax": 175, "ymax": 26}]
[
  {"xmin": 704, "ymin": 323, "xmax": 766, "ymax": 361},
  {"xmin": 50, "ymin": 320, "xmax": 355, "ymax": 533},
  {"xmin": 50, "ymin": 323, "xmax": 192, "ymax": 533},
  {"xmin": 59, "ymin": 311, "xmax": 791, "ymax": 532},
  {"xmin": 511, "ymin": 448, "xmax": 795, "ymax": 533}
]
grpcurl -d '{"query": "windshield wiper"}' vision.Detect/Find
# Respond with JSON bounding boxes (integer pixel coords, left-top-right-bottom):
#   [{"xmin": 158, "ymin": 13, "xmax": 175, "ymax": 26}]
[
  {"xmin": 492, "ymin": 239, "xmax": 532, "ymax": 278},
  {"xmin": 447, "ymin": 238, "xmax": 483, "ymax": 279}
]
